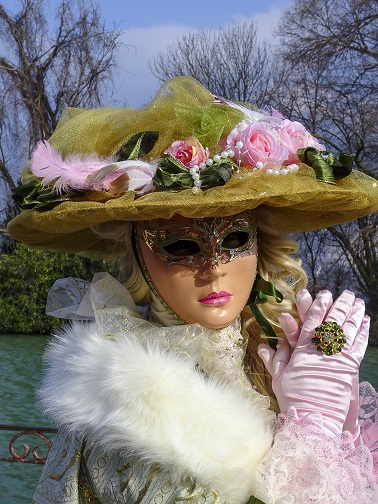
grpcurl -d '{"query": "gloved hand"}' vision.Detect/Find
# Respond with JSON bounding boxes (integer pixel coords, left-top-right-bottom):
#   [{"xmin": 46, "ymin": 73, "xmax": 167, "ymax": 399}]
[
  {"xmin": 277, "ymin": 290, "xmax": 362, "ymax": 441},
  {"xmin": 258, "ymin": 290, "xmax": 370, "ymax": 437}
]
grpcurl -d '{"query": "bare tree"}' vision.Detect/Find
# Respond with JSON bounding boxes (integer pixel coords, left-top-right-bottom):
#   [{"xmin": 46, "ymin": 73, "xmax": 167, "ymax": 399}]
[
  {"xmin": 151, "ymin": 20, "xmax": 278, "ymax": 106},
  {"xmin": 278, "ymin": 0, "xmax": 378, "ymax": 70},
  {"xmin": 0, "ymin": 0, "xmax": 122, "ymax": 213},
  {"xmin": 294, "ymin": 229, "xmax": 338, "ymax": 296},
  {"xmin": 327, "ymin": 219, "xmax": 378, "ymax": 302},
  {"xmin": 275, "ymin": 0, "xmax": 378, "ymax": 339},
  {"xmin": 275, "ymin": 0, "xmax": 378, "ymax": 174}
]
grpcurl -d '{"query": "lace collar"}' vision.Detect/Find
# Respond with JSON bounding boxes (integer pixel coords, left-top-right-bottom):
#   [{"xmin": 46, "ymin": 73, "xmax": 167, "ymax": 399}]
[{"xmin": 46, "ymin": 272, "xmax": 270, "ymax": 411}]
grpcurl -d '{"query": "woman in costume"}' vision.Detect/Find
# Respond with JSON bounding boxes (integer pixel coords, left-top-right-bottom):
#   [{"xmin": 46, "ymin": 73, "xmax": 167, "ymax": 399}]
[{"xmin": 7, "ymin": 76, "xmax": 378, "ymax": 503}]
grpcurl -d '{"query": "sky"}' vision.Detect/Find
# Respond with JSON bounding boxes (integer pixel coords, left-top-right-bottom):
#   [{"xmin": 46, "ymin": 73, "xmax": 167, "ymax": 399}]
[
  {"xmin": 2, "ymin": 0, "xmax": 293, "ymax": 107},
  {"xmin": 107, "ymin": 0, "xmax": 292, "ymax": 107}
]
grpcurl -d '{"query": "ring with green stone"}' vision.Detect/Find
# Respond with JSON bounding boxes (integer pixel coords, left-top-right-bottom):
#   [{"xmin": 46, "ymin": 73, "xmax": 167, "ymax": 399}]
[{"xmin": 312, "ymin": 321, "xmax": 347, "ymax": 355}]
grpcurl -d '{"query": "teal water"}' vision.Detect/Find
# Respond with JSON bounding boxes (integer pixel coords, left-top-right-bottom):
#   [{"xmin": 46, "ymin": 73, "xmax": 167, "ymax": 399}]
[
  {"xmin": 0, "ymin": 334, "xmax": 378, "ymax": 504},
  {"xmin": 0, "ymin": 335, "xmax": 53, "ymax": 504}
]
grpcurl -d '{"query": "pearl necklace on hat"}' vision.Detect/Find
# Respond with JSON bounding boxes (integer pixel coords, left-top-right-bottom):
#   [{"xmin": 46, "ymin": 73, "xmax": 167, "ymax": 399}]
[{"xmin": 188, "ymin": 141, "xmax": 299, "ymax": 194}]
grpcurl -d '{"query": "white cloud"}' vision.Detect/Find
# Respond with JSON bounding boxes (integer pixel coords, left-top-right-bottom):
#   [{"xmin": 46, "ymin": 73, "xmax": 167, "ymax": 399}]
[
  {"xmin": 112, "ymin": 7, "xmax": 283, "ymax": 108},
  {"xmin": 254, "ymin": 7, "xmax": 283, "ymax": 44},
  {"xmin": 112, "ymin": 24, "xmax": 196, "ymax": 108}
]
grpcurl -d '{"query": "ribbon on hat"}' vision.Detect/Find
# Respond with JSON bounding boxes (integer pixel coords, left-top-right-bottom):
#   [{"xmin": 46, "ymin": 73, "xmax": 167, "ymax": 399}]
[
  {"xmin": 153, "ymin": 152, "xmax": 236, "ymax": 192},
  {"xmin": 246, "ymin": 273, "xmax": 283, "ymax": 338},
  {"xmin": 12, "ymin": 179, "xmax": 82, "ymax": 210},
  {"xmin": 297, "ymin": 147, "xmax": 353, "ymax": 184}
]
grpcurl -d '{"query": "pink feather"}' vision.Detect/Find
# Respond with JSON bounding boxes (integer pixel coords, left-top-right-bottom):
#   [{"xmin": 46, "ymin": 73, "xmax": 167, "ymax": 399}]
[{"xmin": 30, "ymin": 141, "xmax": 157, "ymax": 195}]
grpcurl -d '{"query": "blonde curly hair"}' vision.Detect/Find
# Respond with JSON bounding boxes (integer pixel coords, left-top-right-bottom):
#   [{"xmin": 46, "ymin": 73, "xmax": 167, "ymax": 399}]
[{"xmin": 243, "ymin": 208, "xmax": 307, "ymax": 411}]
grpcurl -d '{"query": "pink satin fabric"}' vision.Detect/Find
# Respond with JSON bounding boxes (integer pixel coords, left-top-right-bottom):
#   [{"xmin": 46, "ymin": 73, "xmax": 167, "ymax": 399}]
[{"xmin": 258, "ymin": 289, "xmax": 370, "ymax": 437}]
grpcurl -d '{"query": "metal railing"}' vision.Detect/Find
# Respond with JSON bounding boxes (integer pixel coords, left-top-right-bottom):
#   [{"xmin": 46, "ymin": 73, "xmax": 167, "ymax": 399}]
[{"xmin": 0, "ymin": 424, "xmax": 57, "ymax": 464}]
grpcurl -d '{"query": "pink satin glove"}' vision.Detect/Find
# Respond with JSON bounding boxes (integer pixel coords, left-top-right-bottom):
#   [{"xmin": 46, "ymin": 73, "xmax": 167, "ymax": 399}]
[{"xmin": 258, "ymin": 290, "xmax": 370, "ymax": 437}]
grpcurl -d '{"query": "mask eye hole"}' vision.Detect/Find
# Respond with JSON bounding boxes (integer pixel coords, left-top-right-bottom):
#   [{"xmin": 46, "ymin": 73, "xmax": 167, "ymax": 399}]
[
  {"xmin": 221, "ymin": 231, "xmax": 251, "ymax": 250},
  {"xmin": 162, "ymin": 239, "xmax": 201, "ymax": 257}
]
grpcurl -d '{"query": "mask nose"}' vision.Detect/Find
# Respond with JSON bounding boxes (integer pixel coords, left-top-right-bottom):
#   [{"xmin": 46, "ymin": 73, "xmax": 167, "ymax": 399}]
[{"xmin": 199, "ymin": 260, "xmax": 227, "ymax": 279}]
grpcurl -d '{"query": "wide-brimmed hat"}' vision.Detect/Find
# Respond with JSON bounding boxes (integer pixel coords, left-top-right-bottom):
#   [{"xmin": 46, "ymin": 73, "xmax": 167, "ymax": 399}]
[{"xmin": 7, "ymin": 76, "xmax": 378, "ymax": 258}]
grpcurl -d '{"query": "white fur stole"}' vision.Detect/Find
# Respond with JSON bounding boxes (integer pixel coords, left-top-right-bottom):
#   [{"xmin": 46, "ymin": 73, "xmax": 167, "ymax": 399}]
[{"xmin": 38, "ymin": 323, "xmax": 273, "ymax": 503}]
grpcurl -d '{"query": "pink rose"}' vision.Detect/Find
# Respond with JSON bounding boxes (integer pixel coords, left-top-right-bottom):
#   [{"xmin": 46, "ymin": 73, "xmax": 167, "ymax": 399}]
[
  {"xmin": 279, "ymin": 119, "xmax": 326, "ymax": 164},
  {"xmin": 165, "ymin": 137, "xmax": 210, "ymax": 168},
  {"xmin": 225, "ymin": 121, "xmax": 289, "ymax": 169}
]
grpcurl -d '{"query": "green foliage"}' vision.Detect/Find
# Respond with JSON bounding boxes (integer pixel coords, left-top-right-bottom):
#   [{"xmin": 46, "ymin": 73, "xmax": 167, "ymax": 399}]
[
  {"xmin": 247, "ymin": 497, "xmax": 265, "ymax": 504},
  {"xmin": 0, "ymin": 243, "xmax": 117, "ymax": 334}
]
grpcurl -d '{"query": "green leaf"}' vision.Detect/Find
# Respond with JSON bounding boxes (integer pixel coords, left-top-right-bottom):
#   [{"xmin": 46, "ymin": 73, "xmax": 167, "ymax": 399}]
[
  {"xmin": 297, "ymin": 147, "xmax": 353, "ymax": 183},
  {"xmin": 117, "ymin": 131, "xmax": 159, "ymax": 161},
  {"xmin": 12, "ymin": 180, "xmax": 82, "ymax": 210},
  {"xmin": 247, "ymin": 496, "xmax": 265, "ymax": 504},
  {"xmin": 333, "ymin": 152, "xmax": 354, "ymax": 179},
  {"xmin": 0, "ymin": 243, "xmax": 118, "ymax": 334},
  {"xmin": 153, "ymin": 154, "xmax": 237, "ymax": 192},
  {"xmin": 199, "ymin": 160, "xmax": 235, "ymax": 189},
  {"xmin": 153, "ymin": 153, "xmax": 193, "ymax": 191},
  {"xmin": 246, "ymin": 273, "xmax": 283, "ymax": 338}
]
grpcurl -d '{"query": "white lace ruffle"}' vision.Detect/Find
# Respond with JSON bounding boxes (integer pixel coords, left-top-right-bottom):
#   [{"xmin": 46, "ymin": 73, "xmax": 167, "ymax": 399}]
[
  {"xmin": 45, "ymin": 272, "xmax": 272, "ymax": 413},
  {"xmin": 254, "ymin": 407, "xmax": 378, "ymax": 504},
  {"xmin": 359, "ymin": 381, "xmax": 378, "ymax": 479}
]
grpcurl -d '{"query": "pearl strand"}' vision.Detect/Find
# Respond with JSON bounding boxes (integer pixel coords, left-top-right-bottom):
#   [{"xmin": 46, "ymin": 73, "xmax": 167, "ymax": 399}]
[
  {"xmin": 189, "ymin": 165, "xmax": 202, "ymax": 194},
  {"xmin": 254, "ymin": 163, "xmax": 299, "ymax": 175},
  {"xmin": 189, "ymin": 142, "xmax": 300, "ymax": 194},
  {"xmin": 189, "ymin": 148, "xmax": 235, "ymax": 194}
]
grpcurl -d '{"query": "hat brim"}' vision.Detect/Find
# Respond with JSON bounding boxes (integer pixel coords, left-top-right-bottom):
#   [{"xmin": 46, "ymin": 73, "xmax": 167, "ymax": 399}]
[{"xmin": 7, "ymin": 165, "xmax": 378, "ymax": 259}]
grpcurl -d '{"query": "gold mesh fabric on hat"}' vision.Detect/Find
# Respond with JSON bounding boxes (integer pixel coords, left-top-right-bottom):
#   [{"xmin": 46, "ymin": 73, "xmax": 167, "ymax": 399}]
[
  {"xmin": 6, "ymin": 76, "xmax": 378, "ymax": 258},
  {"xmin": 48, "ymin": 77, "xmax": 244, "ymax": 159},
  {"xmin": 8, "ymin": 165, "xmax": 378, "ymax": 259}
]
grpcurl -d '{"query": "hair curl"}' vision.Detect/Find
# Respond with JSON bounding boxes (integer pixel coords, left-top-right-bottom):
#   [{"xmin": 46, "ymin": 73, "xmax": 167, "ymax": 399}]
[{"xmin": 243, "ymin": 208, "xmax": 307, "ymax": 411}]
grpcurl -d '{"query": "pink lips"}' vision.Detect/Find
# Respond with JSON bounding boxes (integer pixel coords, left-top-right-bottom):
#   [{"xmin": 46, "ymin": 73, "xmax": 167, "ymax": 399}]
[{"xmin": 197, "ymin": 291, "xmax": 233, "ymax": 305}]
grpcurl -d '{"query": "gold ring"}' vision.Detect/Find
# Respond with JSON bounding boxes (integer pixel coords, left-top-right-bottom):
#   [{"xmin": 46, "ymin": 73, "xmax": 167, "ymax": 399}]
[{"xmin": 312, "ymin": 321, "xmax": 346, "ymax": 355}]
